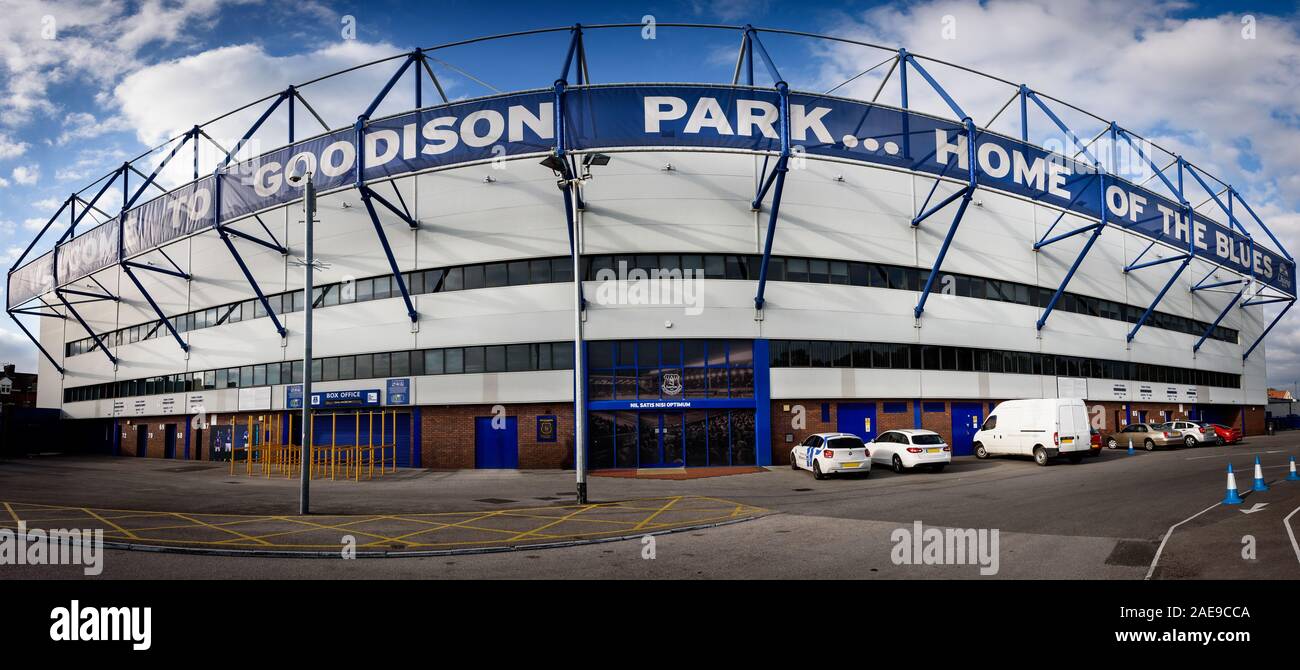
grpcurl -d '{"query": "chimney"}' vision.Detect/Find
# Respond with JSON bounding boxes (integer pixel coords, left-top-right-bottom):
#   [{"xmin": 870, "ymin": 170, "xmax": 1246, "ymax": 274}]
[{"xmin": 2, "ymin": 364, "xmax": 13, "ymax": 376}]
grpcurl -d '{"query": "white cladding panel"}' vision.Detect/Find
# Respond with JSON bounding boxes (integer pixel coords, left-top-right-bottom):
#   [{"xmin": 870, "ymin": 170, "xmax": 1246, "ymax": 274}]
[{"xmin": 41, "ymin": 151, "xmax": 1268, "ymax": 410}]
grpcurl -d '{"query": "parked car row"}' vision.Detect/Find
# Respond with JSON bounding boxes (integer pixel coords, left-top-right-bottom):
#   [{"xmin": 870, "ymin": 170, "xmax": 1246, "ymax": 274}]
[
  {"xmin": 790, "ymin": 428, "xmax": 952, "ymax": 479},
  {"xmin": 1104, "ymin": 420, "xmax": 1241, "ymax": 450},
  {"xmin": 791, "ymin": 398, "xmax": 1245, "ymax": 479}
]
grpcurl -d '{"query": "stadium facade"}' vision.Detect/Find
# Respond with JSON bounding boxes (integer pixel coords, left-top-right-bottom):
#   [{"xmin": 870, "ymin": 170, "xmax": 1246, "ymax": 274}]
[{"xmin": 9, "ymin": 26, "xmax": 1294, "ymax": 469}]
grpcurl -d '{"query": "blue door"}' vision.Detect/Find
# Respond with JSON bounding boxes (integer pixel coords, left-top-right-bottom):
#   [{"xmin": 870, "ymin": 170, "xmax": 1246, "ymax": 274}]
[
  {"xmin": 950, "ymin": 402, "xmax": 984, "ymax": 456},
  {"xmin": 475, "ymin": 416, "xmax": 519, "ymax": 469},
  {"xmin": 836, "ymin": 403, "xmax": 878, "ymax": 444},
  {"xmin": 164, "ymin": 424, "xmax": 177, "ymax": 459}
]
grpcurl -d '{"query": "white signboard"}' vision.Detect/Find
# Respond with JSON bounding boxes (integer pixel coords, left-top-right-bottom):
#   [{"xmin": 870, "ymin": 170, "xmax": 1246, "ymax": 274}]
[
  {"xmin": 237, "ymin": 386, "xmax": 272, "ymax": 411},
  {"xmin": 1137, "ymin": 385, "xmax": 1154, "ymax": 401},
  {"xmin": 1090, "ymin": 380, "xmax": 1129, "ymax": 401},
  {"xmin": 1056, "ymin": 377, "xmax": 1088, "ymax": 399}
]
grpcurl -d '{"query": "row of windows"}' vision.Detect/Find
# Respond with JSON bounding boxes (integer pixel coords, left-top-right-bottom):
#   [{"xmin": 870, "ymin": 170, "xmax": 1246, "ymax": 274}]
[
  {"xmin": 65, "ymin": 256, "xmax": 574, "ymax": 357},
  {"xmin": 588, "ymin": 339, "xmax": 756, "ymax": 400},
  {"xmin": 64, "ymin": 250, "xmax": 1239, "ymax": 359},
  {"xmin": 62, "ymin": 342, "xmax": 575, "ymax": 403},
  {"xmin": 769, "ymin": 340, "xmax": 1241, "ymax": 389},
  {"xmin": 581, "ymin": 254, "xmax": 1238, "ymax": 343}
]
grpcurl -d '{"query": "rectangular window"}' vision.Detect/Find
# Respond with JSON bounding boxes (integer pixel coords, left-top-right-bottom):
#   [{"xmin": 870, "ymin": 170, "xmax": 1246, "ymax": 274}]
[
  {"xmin": 507, "ymin": 344, "xmax": 530, "ymax": 372},
  {"xmin": 425, "ymin": 349, "xmax": 444, "ymax": 374},
  {"xmin": 485, "ymin": 263, "xmax": 508, "ymax": 288},
  {"xmin": 444, "ymin": 347, "xmax": 464, "ymax": 374},
  {"xmin": 373, "ymin": 352, "xmax": 391, "ymax": 378},
  {"xmin": 464, "ymin": 347, "xmax": 484, "ymax": 374},
  {"xmin": 321, "ymin": 357, "xmax": 338, "ymax": 382},
  {"xmin": 505, "ymin": 260, "xmax": 530, "ymax": 286},
  {"xmin": 883, "ymin": 401, "xmax": 908, "ymax": 414},
  {"xmin": 373, "ymin": 275, "xmax": 392, "ymax": 300},
  {"xmin": 923, "ymin": 402, "xmax": 945, "ymax": 413},
  {"xmin": 355, "ymin": 354, "xmax": 372, "ymax": 379},
  {"xmin": 443, "ymin": 267, "xmax": 463, "ymax": 291},
  {"xmin": 391, "ymin": 351, "xmax": 410, "ymax": 376},
  {"xmin": 463, "ymin": 265, "xmax": 485, "ymax": 290}
]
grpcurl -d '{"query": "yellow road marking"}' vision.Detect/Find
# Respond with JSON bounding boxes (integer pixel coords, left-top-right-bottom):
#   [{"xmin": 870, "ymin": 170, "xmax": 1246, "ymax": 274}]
[
  {"xmin": 506, "ymin": 504, "xmax": 597, "ymax": 542},
  {"xmin": 168, "ymin": 512, "xmax": 271, "ymax": 546},
  {"xmin": 632, "ymin": 496, "xmax": 684, "ymax": 530},
  {"xmin": 81, "ymin": 507, "xmax": 141, "ymax": 540}
]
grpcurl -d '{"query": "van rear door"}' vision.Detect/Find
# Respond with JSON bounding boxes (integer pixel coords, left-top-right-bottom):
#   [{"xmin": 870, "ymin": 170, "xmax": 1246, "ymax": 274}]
[{"xmin": 1057, "ymin": 403, "xmax": 1086, "ymax": 450}]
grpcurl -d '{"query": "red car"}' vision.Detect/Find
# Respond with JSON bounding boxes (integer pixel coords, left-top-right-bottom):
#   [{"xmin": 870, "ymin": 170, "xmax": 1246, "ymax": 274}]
[
  {"xmin": 1197, "ymin": 422, "xmax": 1241, "ymax": 445},
  {"xmin": 1089, "ymin": 427, "xmax": 1102, "ymax": 456}
]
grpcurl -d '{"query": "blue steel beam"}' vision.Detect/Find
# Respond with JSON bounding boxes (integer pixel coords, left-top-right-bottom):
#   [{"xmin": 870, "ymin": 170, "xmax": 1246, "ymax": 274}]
[
  {"xmin": 8, "ymin": 313, "xmax": 63, "ymax": 375},
  {"xmin": 1127, "ymin": 206, "xmax": 1196, "ymax": 343},
  {"xmin": 1230, "ymin": 187, "xmax": 1293, "ymax": 262},
  {"xmin": 752, "ymin": 80, "xmax": 792, "ymax": 311},
  {"xmin": 57, "ymin": 287, "xmax": 117, "ymax": 302},
  {"xmin": 1034, "ymin": 173, "xmax": 1098, "ymax": 243},
  {"xmin": 359, "ymin": 189, "xmax": 418, "ymax": 323},
  {"xmin": 1241, "ymin": 296, "xmax": 1291, "ymax": 307},
  {"xmin": 361, "ymin": 184, "xmax": 419, "ymax": 229},
  {"xmin": 216, "ymin": 225, "xmax": 287, "ymax": 255},
  {"xmin": 1183, "ymin": 164, "xmax": 1248, "ymax": 237},
  {"xmin": 121, "ymin": 265, "xmax": 189, "ymax": 353},
  {"xmin": 903, "ymin": 55, "xmax": 967, "ymax": 121},
  {"xmin": 9, "ymin": 199, "xmax": 72, "ymax": 274},
  {"xmin": 1025, "ymin": 91, "xmax": 1100, "ymax": 166},
  {"xmin": 1115, "ymin": 128, "xmax": 1180, "ymax": 201},
  {"xmin": 216, "ymin": 226, "xmax": 287, "ymax": 338},
  {"xmin": 11, "ymin": 308, "xmax": 63, "ymax": 318},
  {"xmin": 1036, "ymin": 166, "xmax": 1108, "ymax": 330},
  {"xmin": 1192, "ymin": 285, "xmax": 1246, "ymax": 353},
  {"xmin": 122, "ymin": 260, "xmax": 190, "ymax": 281},
  {"xmin": 218, "ymin": 92, "xmax": 287, "ymax": 169},
  {"xmin": 914, "ymin": 118, "xmax": 979, "ymax": 319},
  {"xmin": 1125, "ymin": 252, "xmax": 1190, "ymax": 273},
  {"xmin": 55, "ymin": 291, "xmax": 116, "ymax": 365},
  {"xmin": 1242, "ymin": 299, "xmax": 1295, "ymax": 360}
]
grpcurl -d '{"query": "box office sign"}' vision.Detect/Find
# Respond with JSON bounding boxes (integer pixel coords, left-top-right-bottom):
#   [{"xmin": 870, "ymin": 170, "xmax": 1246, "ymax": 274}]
[{"xmin": 311, "ymin": 389, "xmax": 381, "ymax": 408}]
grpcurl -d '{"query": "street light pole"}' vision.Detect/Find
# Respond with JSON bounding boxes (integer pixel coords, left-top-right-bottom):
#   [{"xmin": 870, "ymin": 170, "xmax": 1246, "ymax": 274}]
[
  {"xmin": 299, "ymin": 174, "xmax": 316, "ymax": 515},
  {"xmin": 570, "ymin": 178, "xmax": 587, "ymax": 504}
]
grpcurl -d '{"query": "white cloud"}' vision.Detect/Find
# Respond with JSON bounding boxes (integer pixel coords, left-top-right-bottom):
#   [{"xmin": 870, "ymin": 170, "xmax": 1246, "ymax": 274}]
[
  {"xmin": 11, "ymin": 165, "xmax": 40, "ymax": 185},
  {"xmin": 0, "ymin": 174, "xmax": 9, "ymax": 188},
  {"xmin": 22, "ymin": 217, "xmax": 47, "ymax": 232},
  {"xmin": 0, "ymin": 131, "xmax": 28, "ymax": 159},
  {"xmin": 54, "ymin": 112, "xmax": 132, "ymax": 145},
  {"xmin": 112, "ymin": 39, "xmax": 405, "ymax": 187}
]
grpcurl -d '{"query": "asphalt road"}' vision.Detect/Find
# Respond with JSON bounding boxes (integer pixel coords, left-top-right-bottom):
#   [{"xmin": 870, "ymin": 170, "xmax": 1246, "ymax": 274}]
[{"xmin": 4, "ymin": 434, "xmax": 1300, "ymax": 579}]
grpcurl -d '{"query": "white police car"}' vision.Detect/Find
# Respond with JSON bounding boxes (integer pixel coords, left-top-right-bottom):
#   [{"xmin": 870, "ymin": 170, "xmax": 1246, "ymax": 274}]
[
  {"xmin": 790, "ymin": 432, "xmax": 872, "ymax": 479},
  {"xmin": 868, "ymin": 429, "xmax": 951, "ymax": 473}
]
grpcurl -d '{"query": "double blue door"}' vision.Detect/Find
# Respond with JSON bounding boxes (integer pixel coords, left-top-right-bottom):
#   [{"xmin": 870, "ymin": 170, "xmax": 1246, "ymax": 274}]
[
  {"xmin": 950, "ymin": 402, "xmax": 983, "ymax": 456},
  {"xmin": 475, "ymin": 417, "xmax": 519, "ymax": 469},
  {"xmin": 836, "ymin": 403, "xmax": 878, "ymax": 444}
]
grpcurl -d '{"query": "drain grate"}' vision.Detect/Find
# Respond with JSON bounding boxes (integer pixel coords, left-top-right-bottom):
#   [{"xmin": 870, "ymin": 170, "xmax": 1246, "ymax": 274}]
[
  {"xmin": 475, "ymin": 498, "xmax": 517, "ymax": 505},
  {"xmin": 792, "ymin": 488, "xmax": 813, "ymax": 492}
]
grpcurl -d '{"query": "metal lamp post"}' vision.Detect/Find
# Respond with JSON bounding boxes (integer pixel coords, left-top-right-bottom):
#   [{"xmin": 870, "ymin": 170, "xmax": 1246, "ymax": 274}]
[
  {"xmin": 291, "ymin": 172, "xmax": 324, "ymax": 515},
  {"xmin": 543, "ymin": 152, "xmax": 609, "ymax": 505}
]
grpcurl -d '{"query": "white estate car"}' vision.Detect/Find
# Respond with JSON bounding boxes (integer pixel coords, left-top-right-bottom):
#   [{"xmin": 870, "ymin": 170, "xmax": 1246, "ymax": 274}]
[
  {"xmin": 869, "ymin": 429, "xmax": 952, "ymax": 473},
  {"xmin": 790, "ymin": 432, "xmax": 872, "ymax": 479},
  {"xmin": 1161, "ymin": 420, "xmax": 1218, "ymax": 447}
]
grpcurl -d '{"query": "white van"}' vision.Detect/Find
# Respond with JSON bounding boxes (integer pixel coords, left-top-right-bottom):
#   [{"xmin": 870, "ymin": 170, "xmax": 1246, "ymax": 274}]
[{"xmin": 972, "ymin": 398, "xmax": 1090, "ymax": 466}]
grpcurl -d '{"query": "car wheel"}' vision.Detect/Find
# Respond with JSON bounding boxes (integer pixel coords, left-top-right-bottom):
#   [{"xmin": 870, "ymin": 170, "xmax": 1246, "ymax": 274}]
[
  {"xmin": 1033, "ymin": 446, "xmax": 1048, "ymax": 466},
  {"xmin": 1068, "ymin": 453, "xmax": 1083, "ymax": 464},
  {"xmin": 930, "ymin": 464, "xmax": 946, "ymax": 473},
  {"xmin": 1184, "ymin": 436, "xmax": 1197, "ymax": 448},
  {"xmin": 790, "ymin": 453, "xmax": 799, "ymax": 470},
  {"xmin": 1107, "ymin": 438, "xmax": 1118, "ymax": 449},
  {"xmin": 812, "ymin": 460, "xmax": 826, "ymax": 480},
  {"xmin": 1144, "ymin": 439, "xmax": 1156, "ymax": 451},
  {"xmin": 892, "ymin": 455, "xmax": 905, "ymax": 474},
  {"xmin": 974, "ymin": 443, "xmax": 988, "ymax": 459},
  {"xmin": 1087, "ymin": 448, "xmax": 1100, "ymax": 457}
]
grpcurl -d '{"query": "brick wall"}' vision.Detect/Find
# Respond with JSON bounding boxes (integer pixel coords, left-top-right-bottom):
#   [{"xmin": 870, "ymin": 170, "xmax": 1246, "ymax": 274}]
[
  {"xmin": 769, "ymin": 401, "xmax": 838, "ymax": 465},
  {"xmin": 115, "ymin": 417, "xmax": 186, "ymax": 459},
  {"xmin": 420, "ymin": 403, "xmax": 574, "ymax": 470}
]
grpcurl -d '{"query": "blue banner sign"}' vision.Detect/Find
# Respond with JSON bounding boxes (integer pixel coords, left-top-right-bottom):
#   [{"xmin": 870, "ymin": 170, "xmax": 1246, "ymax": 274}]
[
  {"xmin": 311, "ymin": 389, "xmax": 381, "ymax": 408},
  {"xmin": 14, "ymin": 84, "xmax": 1291, "ymax": 308},
  {"xmin": 385, "ymin": 378, "xmax": 409, "ymax": 405},
  {"xmin": 286, "ymin": 384, "xmax": 303, "ymax": 409}
]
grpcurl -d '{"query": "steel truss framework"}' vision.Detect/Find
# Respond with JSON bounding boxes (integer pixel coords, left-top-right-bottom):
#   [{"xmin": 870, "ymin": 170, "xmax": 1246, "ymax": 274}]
[{"xmin": 8, "ymin": 23, "xmax": 1294, "ymax": 381}]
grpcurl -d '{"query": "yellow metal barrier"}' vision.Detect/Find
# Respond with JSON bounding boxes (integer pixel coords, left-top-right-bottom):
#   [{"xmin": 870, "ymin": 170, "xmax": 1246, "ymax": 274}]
[{"xmin": 228, "ymin": 409, "xmax": 401, "ymax": 481}]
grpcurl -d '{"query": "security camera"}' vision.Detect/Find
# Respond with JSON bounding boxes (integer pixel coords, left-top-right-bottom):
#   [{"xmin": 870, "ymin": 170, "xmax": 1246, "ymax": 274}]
[{"xmin": 285, "ymin": 162, "xmax": 312, "ymax": 187}]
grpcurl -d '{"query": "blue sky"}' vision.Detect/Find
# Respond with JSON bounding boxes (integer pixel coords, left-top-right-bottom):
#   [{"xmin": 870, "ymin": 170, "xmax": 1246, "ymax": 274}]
[{"xmin": 2, "ymin": 0, "xmax": 1300, "ymax": 383}]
